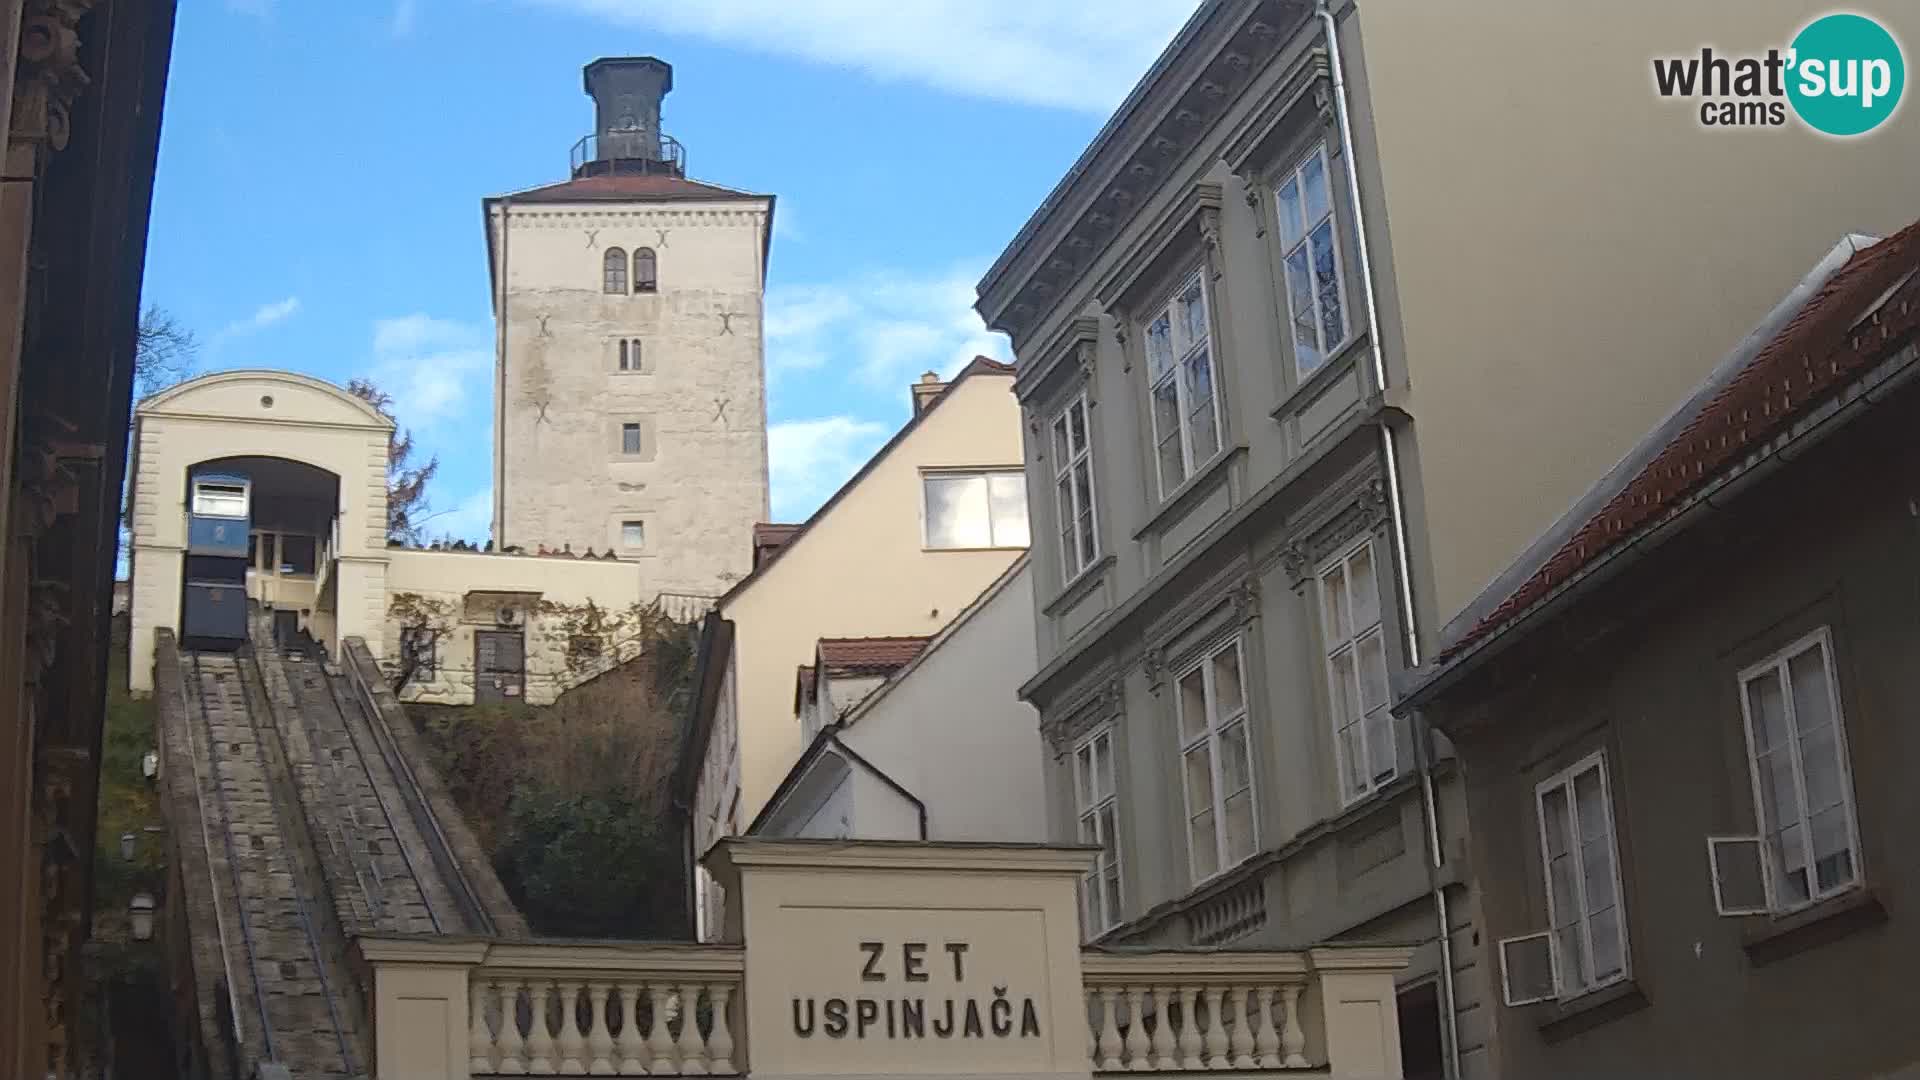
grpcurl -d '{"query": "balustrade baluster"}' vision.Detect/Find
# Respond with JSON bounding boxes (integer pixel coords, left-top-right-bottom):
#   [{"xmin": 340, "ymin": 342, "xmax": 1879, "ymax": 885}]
[
  {"xmin": 1252, "ymin": 987, "xmax": 1280, "ymax": 1068},
  {"xmin": 472, "ymin": 978, "xmax": 498, "ymax": 1075},
  {"xmin": 497, "ymin": 979, "xmax": 530, "ymax": 1074},
  {"xmin": 558, "ymin": 981, "xmax": 587, "ymax": 1074},
  {"xmin": 1279, "ymin": 984, "xmax": 1308, "ymax": 1068},
  {"xmin": 587, "ymin": 982, "xmax": 616, "ymax": 1075},
  {"xmin": 676, "ymin": 983, "xmax": 709, "ymax": 1075},
  {"xmin": 646, "ymin": 984, "xmax": 676, "ymax": 1075},
  {"xmin": 1086, "ymin": 992, "xmax": 1097, "ymax": 1065},
  {"xmin": 1202, "ymin": 986, "xmax": 1229, "ymax": 1069},
  {"xmin": 616, "ymin": 982, "xmax": 647, "ymax": 1075},
  {"xmin": 1123, "ymin": 986, "xmax": 1150, "ymax": 1071},
  {"xmin": 1096, "ymin": 987, "xmax": 1123, "ymax": 1070},
  {"xmin": 1148, "ymin": 986, "xmax": 1176, "ymax": 1070},
  {"xmin": 708, "ymin": 983, "xmax": 737, "ymax": 1074},
  {"xmin": 527, "ymin": 982, "xmax": 558, "ymax": 1074},
  {"xmin": 1177, "ymin": 986, "xmax": 1203, "ymax": 1070},
  {"xmin": 1227, "ymin": 987, "xmax": 1255, "ymax": 1068}
]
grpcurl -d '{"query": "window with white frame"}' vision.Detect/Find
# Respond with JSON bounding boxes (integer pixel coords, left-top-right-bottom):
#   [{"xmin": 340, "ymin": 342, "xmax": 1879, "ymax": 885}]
[
  {"xmin": 1500, "ymin": 752, "xmax": 1630, "ymax": 1006},
  {"xmin": 617, "ymin": 338, "xmax": 642, "ymax": 371},
  {"xmin": 1712, "ymin": 629, "xmax": 1862, "ymax": 915},
  {"xmin": 1318, "ymin": 538, "xmax": 1394, "ymax": 802},
  {"xmin": 1175, "ymin": 638, "xmax": 1255, "ymax": 882},
  {"xmin": 923, "ymin": 470, "xmax": 1030, "ymax": 549},
  {"xmin": 1274, "ymin": 143, "xmax": 1348, "ymax": 377},
  {"xmin": 1051, "ymin": 394, "xmax": 1099, "ymax": 580},
  {"xmin": 1144, "ymin": 269, "xmax": 1222, "ymax": 497},
  {"xmin": 1073, "ymin": 728, "xmax": 1122, "ymax": 934}
]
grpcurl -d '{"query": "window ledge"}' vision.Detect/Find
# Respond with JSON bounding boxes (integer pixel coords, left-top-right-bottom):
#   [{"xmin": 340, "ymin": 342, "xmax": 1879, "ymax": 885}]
[
  {"xmin": 1742, "ymin": 887, "xmax": 1886, "ymax": 967},
  {"xmin": 1132, "ymin": 445, "xmax": 1246, "ymax": 542},
  {"xmin": 921, "ymin": 545, "xmax": 1031, "ymax": 554},
  {"xmin": 1270, "ymin": 332, "xmax": 1368, "ymax": 423},
  {"xmin": 1045, "ymin": 554, "xmax": 1116, "ymax": 617},
  {"xmin": 1535, "ymin": 979, "xmax": 1648, "ymax": 1044}
]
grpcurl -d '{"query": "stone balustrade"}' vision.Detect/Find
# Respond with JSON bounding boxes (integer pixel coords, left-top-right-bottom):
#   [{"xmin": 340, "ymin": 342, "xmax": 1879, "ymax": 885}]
[{"xmin": 1081, "ymin": 946, "xmax": 1413, "ymax": 1075}]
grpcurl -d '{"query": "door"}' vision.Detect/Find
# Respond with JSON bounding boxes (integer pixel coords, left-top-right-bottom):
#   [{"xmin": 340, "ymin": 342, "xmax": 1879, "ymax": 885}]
[{"xmin": 474, "ymin": 629, "xmax": 526, "ymax": 704}]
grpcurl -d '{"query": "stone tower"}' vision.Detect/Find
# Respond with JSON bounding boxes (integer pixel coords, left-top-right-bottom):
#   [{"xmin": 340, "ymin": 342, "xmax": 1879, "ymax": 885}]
[{"xmin": 484, "ymin": 57, "xmax": 772, "ymax": 597}]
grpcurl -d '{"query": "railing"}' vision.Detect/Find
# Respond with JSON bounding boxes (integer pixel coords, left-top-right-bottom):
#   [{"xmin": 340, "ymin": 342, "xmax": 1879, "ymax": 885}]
[
  {"xmin": 1082, "ymin": 950, "xmax": 1310, "ymax": 1072},
  {"xmin": 570, "ymin": 130, "xmax": 687, "ymax": 176},
  {"xmin": 464, "ymin": 943, "xmax": 744, "ymax": 1076}
]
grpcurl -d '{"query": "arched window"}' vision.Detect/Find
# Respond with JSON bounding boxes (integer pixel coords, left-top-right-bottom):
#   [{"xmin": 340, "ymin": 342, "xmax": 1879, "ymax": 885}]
[
  {"xmin": 603, "ymin": 247, "xmax": 628, "ymax": 294},
  {"xmin": 634, "ymin": 247, "xmax": 658, "ymax": 293}
]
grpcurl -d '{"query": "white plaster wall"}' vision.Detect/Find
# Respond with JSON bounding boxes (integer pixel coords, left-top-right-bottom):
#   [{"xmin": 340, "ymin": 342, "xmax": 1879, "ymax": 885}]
[
  {"xmin": 127, "ymin": 371, "xmax": 392, "ymax": 692},
  {"xmin": 838, "ymin": 562, "xmax": 1046, "ymax": 842},
  {"xmin": 490, "ymin": 197, "xmax": 771, "ymax": 599},
  {"xmin": 715, "ymin": 371, "xmax": 1026, "ymax": 826},
  {"xmin": 381, "ymin": 547, "xmax": 646, "ymax": 706}
]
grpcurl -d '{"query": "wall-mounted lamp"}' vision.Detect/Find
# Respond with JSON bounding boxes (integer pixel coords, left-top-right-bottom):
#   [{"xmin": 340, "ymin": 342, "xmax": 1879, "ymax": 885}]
[
  {"xmin": 119, "ymin": 832, "xmax": 136, "ymax": 861},
  {"xmin": 141, "ymin": 749, "xmax": 159, "ymax": 780},
  {"xmin": 129, "ymin": 893, "xmax": 155, "ymax": 942}
]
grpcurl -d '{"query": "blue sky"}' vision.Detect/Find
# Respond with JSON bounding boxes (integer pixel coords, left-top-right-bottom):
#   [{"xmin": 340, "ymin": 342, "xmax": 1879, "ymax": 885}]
[{"xmin": 142, "ymin": 0, "xmax": 1197, "ymax": 540}]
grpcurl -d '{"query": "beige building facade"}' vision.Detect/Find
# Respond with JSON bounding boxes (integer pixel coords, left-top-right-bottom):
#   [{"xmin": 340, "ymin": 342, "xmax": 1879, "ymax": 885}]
[
  {"xmin": 976, "ymin": 2, "xmax": 1918, "ymax": 1078},
  {"xmin": 684, "ymin": 361, "xmax": 1029, "ymax": 936},
  {"xmin": 487, "ymin": 57, "xmax": 772, "ymax": 597},
  {"xmin": 752, "ymin": 558, "xmax": 1047, "ymax": 845}
]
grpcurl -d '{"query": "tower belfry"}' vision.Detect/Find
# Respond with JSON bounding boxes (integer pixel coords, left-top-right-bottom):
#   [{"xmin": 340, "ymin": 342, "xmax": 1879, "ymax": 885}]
[
  {"xmin": 485, "ymin": 57, "xmax": 774, "ymax": 600},
  {"xmin": 578, "ymin": 56, "xmax": 682, "ymax": 176}
]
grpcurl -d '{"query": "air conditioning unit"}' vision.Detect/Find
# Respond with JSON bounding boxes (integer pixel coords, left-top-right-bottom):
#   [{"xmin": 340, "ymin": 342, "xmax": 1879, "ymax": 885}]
[{"xmin": 496, "ymin": 605, "xmax": 522, "ymax": 627}]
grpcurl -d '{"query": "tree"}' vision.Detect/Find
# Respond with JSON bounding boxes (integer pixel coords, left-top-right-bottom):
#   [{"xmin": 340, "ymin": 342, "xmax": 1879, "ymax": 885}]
[
  {"xmin": 494, "ymin": 784, "xmax": 680, "ymax": 937},
  {"xmin": 346, "ymin": 377, "xmax": 439, "ymax": 544},
  {"xmin": 133, "ymin": 306, "xmax": 196, "ymax": 394}
]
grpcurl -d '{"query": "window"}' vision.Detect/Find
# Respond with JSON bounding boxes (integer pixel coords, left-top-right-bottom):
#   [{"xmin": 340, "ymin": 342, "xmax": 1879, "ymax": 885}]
[
  {"xmin": 621, "ymin": 520, "xmax": 645, "ymax": 549},
  {"xmin": 1175, "ymin": 638, "xmax": 1255, "ymax": 881},
  {"xmin": 618, "ymin": 338, "xmax": 642, "ymax": 372},
  {"xmin": 621, "ymin": 422, "xmax": 643, "ymax": 455},
  {"xmin": 1534, "ymin": 753, "xmax": 1628, "ymax": 998},
  {"xmin": 399, "ymin": 627, "xmax": 437, "ymax": 679},
  {"xmin": 1051, "ymin": 394, "xmax": 1099, "ymax": 580},
  {"xmin": 1733, "ymin": 629, "xmax": 1861, "ymax": 913},
  {"xmin": 192, "ymin": 482, "xmax": 248, "ymax": 518},
  {"xmin": 256, "ymin": 532, "xmax": 276, "ymax": 572},
  {"xmin": 1073, "ymin": 728, "xmax": 1122, "ymax": 934},
  {"xmin": 634, "ymin": 247, "xmax": 658, "ymax": 293},
  {"xmin": 603, "ymin": 247, "xmax": 628, "ymax": 294},
  {"xmin": 278, "ymin": 534, "xmax": 317, "ymax": 575},
  {"xmin": 923, "ymin": 470, "xmax": 1029, "ymax": 549},
  {"xmin": 1144, "ymin": 270, "xmax": 1222, "ymax": 497},
  {"xmin": 1275, "ymin": 143, "xmax": 1348, "ymax": 376},
  {"xmin": 1319, "ymin": 538, "xmax": 1394, "ymax": 802}
]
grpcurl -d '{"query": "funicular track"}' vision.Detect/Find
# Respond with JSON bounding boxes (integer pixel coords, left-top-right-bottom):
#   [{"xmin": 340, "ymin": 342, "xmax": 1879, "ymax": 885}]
[
  {"xmin": 183, "ymin": 647, "xmax": 362, "ymax": 1078},
  {"xmin": 247, "ymin": 619, "xmax": 449, "ymax": 936}
]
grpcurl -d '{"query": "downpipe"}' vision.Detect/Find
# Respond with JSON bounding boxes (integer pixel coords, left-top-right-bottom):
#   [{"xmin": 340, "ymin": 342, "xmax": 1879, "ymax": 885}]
[{"xmin": 1316, "ymin": 1, "xmax": 1462, "ymax": 1076}]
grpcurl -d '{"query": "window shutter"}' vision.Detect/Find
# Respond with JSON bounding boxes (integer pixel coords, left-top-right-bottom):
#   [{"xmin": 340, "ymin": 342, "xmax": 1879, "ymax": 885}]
[
  {"xmin": 1498, "ymin": 931, "xmax": 1557, "ymax": 1006},
  {"xmin": 1707, "ymin": 835, "xmax": 1771, "ymax": 916}
]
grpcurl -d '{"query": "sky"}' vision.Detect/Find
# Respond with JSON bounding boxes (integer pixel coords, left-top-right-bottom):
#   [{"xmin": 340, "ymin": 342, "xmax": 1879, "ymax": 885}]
[{"xmin": 142, "ymin": 0, "xmax": 1200, "ymax": 540}]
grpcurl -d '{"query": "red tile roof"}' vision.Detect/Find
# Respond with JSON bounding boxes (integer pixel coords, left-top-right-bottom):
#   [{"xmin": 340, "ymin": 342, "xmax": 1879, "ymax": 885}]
[
  {"xmin": 501, "ymin": 173, "xmax": 762, "ymax": 203},
  {"xmin": 1440, "ymin": 221, "xmax": 1920, "ymax": 663},
  {"xmin": 816, "ymin": 636, "xmax": 933, "ymax": 677},
  {"xmin": 752, "ymin": 523, "xmax": 801, "ymax": 568}
]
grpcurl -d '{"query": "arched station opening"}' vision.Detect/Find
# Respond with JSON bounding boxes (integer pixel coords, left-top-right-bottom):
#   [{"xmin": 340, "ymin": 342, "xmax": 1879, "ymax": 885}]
[{"xmin": 184, "ymin": 455, "xmax": 343, "ymax": 649}]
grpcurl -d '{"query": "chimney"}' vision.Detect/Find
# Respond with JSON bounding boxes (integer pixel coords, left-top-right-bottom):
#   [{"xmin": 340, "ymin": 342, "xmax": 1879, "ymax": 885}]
[
  {"xmin": 582, "ymin": 57, "xmax": 676, "ymax": 172},
  {"xmin": 911, "ymin": 371, "xmax": 948, "ymax": 416}
]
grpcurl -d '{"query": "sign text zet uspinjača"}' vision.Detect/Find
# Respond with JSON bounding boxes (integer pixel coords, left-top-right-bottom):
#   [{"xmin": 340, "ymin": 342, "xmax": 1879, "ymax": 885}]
[{"xmin": 791, "ymin": 941, "xmax": 1044, "ymax": 1042}]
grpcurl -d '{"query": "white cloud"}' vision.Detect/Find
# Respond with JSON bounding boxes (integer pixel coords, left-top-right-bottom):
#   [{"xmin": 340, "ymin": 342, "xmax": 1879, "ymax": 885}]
[
  {"xmin": 523, "ymin": 0, "xmax": 1195, "ymax": 112},
  {"xmin": 390, "ymin": 0, "xmax": 419, "ymax": 37},
  {"xmin": 765, "ymin": 263, "xmax": 1009, "ymax": 390},
  {"xmin": 213, "ymin": 296, "xmax": 301, "ymax": 345},
  {"xmin": 767, "ymin": 415, "xmax": 890, "ymax": 521},
  {"xmin": 365, "ymin": 313, "xmax": 491, "ymax": 431}
]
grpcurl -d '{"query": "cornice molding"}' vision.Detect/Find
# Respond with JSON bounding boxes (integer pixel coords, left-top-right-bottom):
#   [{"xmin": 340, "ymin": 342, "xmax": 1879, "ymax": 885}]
[{"xmin": 11, "ymin": 0, "xmax": 95, "ymax": 153}]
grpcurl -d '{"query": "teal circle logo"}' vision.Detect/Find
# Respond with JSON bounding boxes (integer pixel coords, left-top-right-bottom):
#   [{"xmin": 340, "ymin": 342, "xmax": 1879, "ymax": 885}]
[{"xmin": 1787, "ymin": 13, "xmax": 1905, "ymax": 136}]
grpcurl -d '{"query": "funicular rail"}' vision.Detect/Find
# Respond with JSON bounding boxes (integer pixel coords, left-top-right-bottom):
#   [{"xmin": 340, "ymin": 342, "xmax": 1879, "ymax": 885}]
[{"xmin": 185, "ymin": 648, "xmax": 361, "ymax": 1077}]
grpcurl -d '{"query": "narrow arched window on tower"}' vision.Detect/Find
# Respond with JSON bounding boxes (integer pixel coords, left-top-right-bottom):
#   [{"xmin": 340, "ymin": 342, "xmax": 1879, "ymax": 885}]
[
  {"xmin": 634, "ymin": 247, "xmax": 658, "ymax": 293},
  {"xmin": 603, "ymin": 247, "xmax": 628, "ymax": 294}
]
